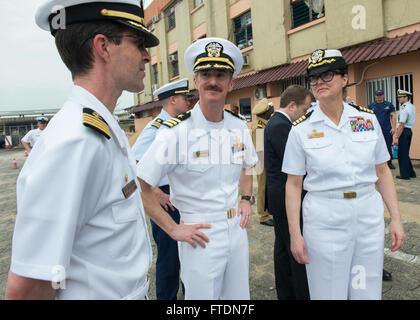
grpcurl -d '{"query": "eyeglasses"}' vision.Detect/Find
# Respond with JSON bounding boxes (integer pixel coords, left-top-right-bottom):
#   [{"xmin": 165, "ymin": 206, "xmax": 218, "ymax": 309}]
[
  {"xmin": 81, "ymin": 34, "xmax": 145, "ymax": 51},
  {"xmin": 308, "ymin": 71, "xmax": 343, "ymax": 85}
]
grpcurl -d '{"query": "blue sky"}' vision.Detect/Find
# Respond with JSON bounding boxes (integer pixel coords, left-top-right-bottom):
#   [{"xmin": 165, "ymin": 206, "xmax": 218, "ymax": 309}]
[{"xmin": 0, "ymin": 0, "xmax": 152, "ymax": 111}]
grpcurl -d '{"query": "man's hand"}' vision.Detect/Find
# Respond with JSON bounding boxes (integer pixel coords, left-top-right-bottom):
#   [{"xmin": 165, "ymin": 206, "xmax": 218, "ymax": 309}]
[
  {"xmin": 392, "ymin": 136, "xmax": 399, "ymax": 146},
  {"xmin": 171, "ymin": 221, "xmax": 211, "ymax": 248},
  {"xmin": 390, "ymin": 128, "xmax": 395, "ymax": 135},
  {"xmin": 238, "ymin": 199, "xmax": 252, "ymax": 229},
  {"xmin": 389, "ymin": 219, "xmax": 406, "ymax": 252},
  {"xmin": 290, "ymin": 234, "xmax": 309, "ymax": 265},
  {"xmin": 152, "ymin": 187, "xmax": 175, "ymax": 211}
]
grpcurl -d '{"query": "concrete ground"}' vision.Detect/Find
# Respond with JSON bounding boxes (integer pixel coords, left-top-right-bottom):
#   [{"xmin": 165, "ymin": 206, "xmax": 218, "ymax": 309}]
[{"xmin": 1, "ymin": 148, "xmax": 420, "ymax": 300}]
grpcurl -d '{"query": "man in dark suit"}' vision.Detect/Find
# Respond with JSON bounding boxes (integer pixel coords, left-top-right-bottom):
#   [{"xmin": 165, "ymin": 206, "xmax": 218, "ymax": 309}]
[{"xmin": 264, "ymin": 85, "xmax": 312, "ymax": 300}]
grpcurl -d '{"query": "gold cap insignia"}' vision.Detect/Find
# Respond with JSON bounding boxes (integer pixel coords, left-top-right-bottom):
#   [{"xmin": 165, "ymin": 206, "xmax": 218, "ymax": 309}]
[
  {"xmin": 206, "ymin": 42, "xmax": 223, "ymax": 58},
  {"xmin": 311, "ymin": 49, "xmax": 325, "ymax": 64}
]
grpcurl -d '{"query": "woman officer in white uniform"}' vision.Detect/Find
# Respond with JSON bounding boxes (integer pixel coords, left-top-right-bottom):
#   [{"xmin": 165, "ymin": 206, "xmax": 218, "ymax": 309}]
[{"xmin": 282, "ymin": 49, "xmax": 406, "ymax": 300}]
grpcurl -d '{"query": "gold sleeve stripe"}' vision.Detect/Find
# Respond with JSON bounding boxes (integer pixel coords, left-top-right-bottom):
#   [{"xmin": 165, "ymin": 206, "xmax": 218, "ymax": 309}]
[{"xmin": 101, "ymin": 9, "xmax": 145, "ymax": 25}]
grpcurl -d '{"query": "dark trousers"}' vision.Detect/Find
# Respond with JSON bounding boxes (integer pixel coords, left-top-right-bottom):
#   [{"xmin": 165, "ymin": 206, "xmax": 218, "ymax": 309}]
[
  {"xmin": 398, "ymin": 128, "xmax": 416, "ymax": 178},
  {"xmin": 382, "ymin": 129, "xmax": 393, "ymax": 164},
  {"xmin": 150, "ymin": 185, "xmax": 182, "ymax": 300},
  {"xmin": 273, "ymin": 214, "xmax": 310, "ymax": 300}
]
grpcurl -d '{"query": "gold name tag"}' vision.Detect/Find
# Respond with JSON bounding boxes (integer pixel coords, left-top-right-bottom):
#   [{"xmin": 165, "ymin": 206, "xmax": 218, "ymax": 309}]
[
  {"xmin": 122, "ymin": 179, "xmax": 137, "ymax": 199},
  {"xmin": 194, "ymin": 150, "xmax": 209, "ymax": 158},
  {"xmin": 307, "ymin": 129, "xmax": 325, "ymax": 139}
]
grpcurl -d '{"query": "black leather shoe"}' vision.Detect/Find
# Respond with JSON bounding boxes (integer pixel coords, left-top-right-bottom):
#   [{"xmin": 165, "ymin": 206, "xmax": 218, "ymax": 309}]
[
  {"xmin": 388, "ymin": 162, "xmax": 396, "ymax": 169},
  {"xmin": 260, "ymin": 219, "xmax": 274, "ymax": 227},
  {"xmin": 411, "ymin": 172, "xmax": 417, "ymax": 178},
  {"xmin": 383, "ymin": 269, "xmax": 392, "ymax": 281},
  {"xmin": 396, "ymin": 176, "xmax": 410, "ymax": 180}
]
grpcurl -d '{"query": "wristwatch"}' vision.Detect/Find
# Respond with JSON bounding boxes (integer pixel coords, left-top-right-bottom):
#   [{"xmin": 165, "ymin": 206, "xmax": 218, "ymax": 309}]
[
  {"xmin": 241, "ymin": 195, "xmax": 251, "ymax": 201},
  {"xmin": 241, "ymin": 195, "xmax": 255, "ymax": 204}
]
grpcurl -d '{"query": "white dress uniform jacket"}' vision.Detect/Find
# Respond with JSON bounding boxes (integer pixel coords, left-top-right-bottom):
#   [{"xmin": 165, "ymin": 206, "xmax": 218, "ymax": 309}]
[
  {"xmin": 282, "ymin": 102, "xmax": 390, "ymax": 300},
  {"xmin": 21, "ymin": 128, "xmax": 43, "ymax": 147},
  {"xmin": 132, "ymin": 109, "xmax": 172, "ymax": 187},
  {"xmin": 11, "ymin": 85, "xmax": 152, "ymax": 300},
  {"xmin": 398, "ymin": 101, "xmax": 416, "ymax": 128},
  {"xmin": 137, "ymin": 103, "xmax": 258, "ymax": 299}
]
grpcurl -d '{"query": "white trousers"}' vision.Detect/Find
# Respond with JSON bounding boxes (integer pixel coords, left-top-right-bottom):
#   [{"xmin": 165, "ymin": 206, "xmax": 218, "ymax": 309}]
[
  {"xmin": 178, "ymin": 212, "xmax": 250, "ymax": 300},
  {"xmin": 303, "ymin": 185, "xmax": 384, "ymax": 300}
]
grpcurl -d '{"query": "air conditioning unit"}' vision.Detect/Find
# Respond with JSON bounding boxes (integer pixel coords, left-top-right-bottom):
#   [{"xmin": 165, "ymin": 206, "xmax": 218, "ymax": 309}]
[
  {"xmin": 254, "ymin": 87, "xmax": 267, "ymax": 100},
  {"xmin": 152, "ymin": 15, "xmax": 159, "ymax": 24},
  {"xmin": 168, "ymin": 53, "xmax": 178, "ymax": 63},
  {"xmin": 243, "ymin": 54, "xmax": 250, "ymax": 66},
  {"xmin": 151, "ymin": 84, "xmax": 159, "ymax": 93}
]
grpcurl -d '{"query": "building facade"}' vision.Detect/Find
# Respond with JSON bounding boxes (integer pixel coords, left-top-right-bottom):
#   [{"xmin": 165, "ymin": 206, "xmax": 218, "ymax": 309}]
[{"xmin": 131, "ymin": 0, "xmax": 420, "ymax": 159}]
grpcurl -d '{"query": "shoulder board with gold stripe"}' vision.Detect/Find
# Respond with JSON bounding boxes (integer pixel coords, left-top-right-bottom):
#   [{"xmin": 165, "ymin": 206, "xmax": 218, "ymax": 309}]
[
  {"xmin": 293, "ymin": 110, "xmax": 314, "ymax": 126},
  {"xmin": 224, "ymin": 109, "xmax": 246, "ymax": 121},
  {"xmin": 349, "ymin": 103, "xmax": 374, "ymax": 114},
  {"xmin": 151, "ymin": 118, "xmax": 163, "ymax": 129},
  {"xmin": 162, "ymin": 111, "xmax": 191, "ymax": 128},
  {"xmin": 83, "ymin": 108, "xmax": 111, "ymax": 139}
]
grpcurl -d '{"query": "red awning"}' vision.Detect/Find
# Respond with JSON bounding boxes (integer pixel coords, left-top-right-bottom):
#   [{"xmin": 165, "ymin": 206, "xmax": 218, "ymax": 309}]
[
  {"xmin": 233, "ymin": 31, "xmax": 420, "ymax": 91},
  {"xmin": 133, "ymin": 31, "xmax": 420, "ymax": 112}
]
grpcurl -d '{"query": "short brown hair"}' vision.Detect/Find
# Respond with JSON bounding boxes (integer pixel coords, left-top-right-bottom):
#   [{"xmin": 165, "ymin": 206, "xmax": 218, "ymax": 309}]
[
  {"xmin": 55, "ymin": 21, "xmax": 130, "ymax": 79},
  {"xmin": 280, "ymin": 85, "xmax": 311, "ymax": 109}
]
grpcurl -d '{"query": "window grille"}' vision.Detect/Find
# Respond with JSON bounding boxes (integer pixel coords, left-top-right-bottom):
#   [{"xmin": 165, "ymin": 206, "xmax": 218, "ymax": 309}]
[
  {"xmin": 365, "ymin": 74, "xmax": 413, "ymax": 111},
  {"xmin": 194, "ymin": 0, "xmax": 204, "ymax": 8},
  {"xmin": 165, "ymin": 2, "xmax": 176, "ymax": 31},
  {"xmin": 291, "ymin": 0, "xmax": 325, "ymax": 29},
  {"xmin": 234, "ymin": 11, "xmax": 253, "ymax": 50}
]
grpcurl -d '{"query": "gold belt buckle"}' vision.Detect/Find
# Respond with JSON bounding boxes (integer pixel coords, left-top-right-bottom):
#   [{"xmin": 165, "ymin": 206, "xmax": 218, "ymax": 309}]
[
  {"xmin": 343, "ymin": 191, "xmax": 357, "ymax": 199},
  {"xmin": 227, "ymin": 208, "xmax": 236, "ymax": 219}
]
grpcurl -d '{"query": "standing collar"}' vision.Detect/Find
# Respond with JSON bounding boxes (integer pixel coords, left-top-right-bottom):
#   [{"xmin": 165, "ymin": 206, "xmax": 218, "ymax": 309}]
[
  {"xmin": 157, "ymin": 108, "xmax": 173, "ymax": 121},
  {"xmin": 309, "ymin": 101, "xmax": 360, "ymax": 127},
  {"xmin": 69, "ymin": 85, "xmax": 126, "ymax": 149}
]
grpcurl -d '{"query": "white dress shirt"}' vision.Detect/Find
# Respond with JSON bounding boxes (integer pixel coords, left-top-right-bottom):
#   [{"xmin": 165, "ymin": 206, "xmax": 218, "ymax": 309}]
[
  {"xmin": 137, "ymin": 102, "xmax": 258, "ymax": 216},
  {"xmin": 282, "ymin": 102, "xmax": 390, "ymax": 192},
  {"xmin": 11, "ymin": 85, "xmax": 152, "ymax": 299}
]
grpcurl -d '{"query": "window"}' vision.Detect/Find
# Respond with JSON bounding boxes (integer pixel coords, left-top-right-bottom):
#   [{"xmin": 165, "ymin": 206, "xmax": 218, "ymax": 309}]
[
  {"xmin": 194, "ymin": 0, "xmax": 204, "ymax": 8},
  {"xmin": 165, "ymin": 2, "xmax": 176, "ymax": 31},
  {"xmin": 365, "ymin": 74, "xmax": 413, "ymax": 111},
  {"xmin": 239, "ymin": 98, "xmax": 252, "ymax": 122},
  {"xmin": 291, "ymin": 0, "xmax": 325, "ymax": 29},
  {"xmin": 152, "ymin": 64, "xmax": 158, "ymax": 86},
  {"xmin": 169, "ymin": 52, "xmax": 179, "ymax": 78},
  {"xmin": 234, "ymin": 11, "xmax": 253, "ymax": 50}
]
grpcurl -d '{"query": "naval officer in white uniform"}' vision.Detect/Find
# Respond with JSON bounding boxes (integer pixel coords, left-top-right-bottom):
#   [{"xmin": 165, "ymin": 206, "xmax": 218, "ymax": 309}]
[
  {"xmin": 6, "ymin": 0, "xmax": 205, "ymax": 300},
  {"xmin": 132, "ymin": 79, "xmax": 191, "ymax": 300},
  {"xmin": 282, "ymin": 49, "xmax": 406, "ymax": 300},
  {"xmin": 393, "ymin": 89, "xmax": 416, "ymax": 180},
  {"xmin": 21, "ymin": 117, "xmax": 49, "ymax": 153},
  {"xmin": 137, "ymin": 37, "xmax": 258, "ymax": 300}
]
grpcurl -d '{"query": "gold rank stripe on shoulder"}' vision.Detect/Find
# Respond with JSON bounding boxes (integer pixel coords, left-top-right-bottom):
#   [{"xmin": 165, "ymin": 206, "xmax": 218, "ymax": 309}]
[
  {"xmin": 224, "ymin": 109, "xmax": 246, "ymax": 121},
  {"xmin": 151, "ymin": 118, "xmax": 163, "ymax": 129},
  {"xmin": 162, "ymin": 111, "xmax": 191, "ymax": 128},
  {"xmin": 348, "ymin": 103, "xmax": 374, "ymax": 114},
  {"xmin": 83, "ymin": 108, "xmax": 111, "ymax": 139},
  {"xmin": 293, "ymin": 110, "xmax": 314, "ymax": 126}
]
